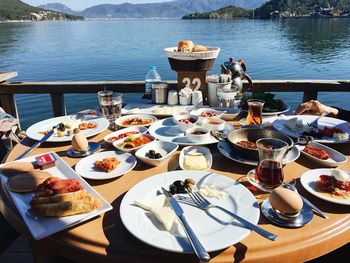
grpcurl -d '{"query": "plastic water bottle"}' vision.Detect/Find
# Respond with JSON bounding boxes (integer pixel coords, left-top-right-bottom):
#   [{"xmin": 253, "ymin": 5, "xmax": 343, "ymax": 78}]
[{"xmin": 145, "ymin": 66, "xmax": 161, "ymax": 99}]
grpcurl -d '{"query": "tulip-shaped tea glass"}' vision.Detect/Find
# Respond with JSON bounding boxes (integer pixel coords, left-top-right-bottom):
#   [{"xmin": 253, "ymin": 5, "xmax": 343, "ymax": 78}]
[
  {"xmin": 247, "ymin": 138, "xmax": 288, "ymax": 192},
  {"xmin": 246, "ymin": 99, "xmax": 264, "ymax": 125}
]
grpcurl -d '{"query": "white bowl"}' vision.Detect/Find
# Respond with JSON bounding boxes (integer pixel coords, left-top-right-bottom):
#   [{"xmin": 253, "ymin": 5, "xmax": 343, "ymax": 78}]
[
  {"xmin": 185, "ymin": 127, "xmax": 210, "ymax": 143},
  {"xmin": 104, "ymin": 126, "xmax": 148, "ymax": 144},
  {"xmin": 135, "ymin": 140, "xmax": 178, "ymax": 166},
  {"xmin": 202, "ymin": 118, "xmax": 226, "ymax": 131},
  {"xmin": 115, "ymin": 114, "xmax": 157, "ymax": 128},
  {"xmin": 179, "ymin": 146, "xmax": 212, "ymax": 170},
  {"xmin": 112, "ymin": 134, "xmax": 155, "ymax": 153},
  {"xmin": 299, "ymin": 141, "xmax": 348, "ymax": 168},
  {"xmin": 213, "ymin": 107, "xmax": 240, "ymax": 121},
  {"xmin": 173, "ymin": 114, "xmax": 199, "ymax": 132},
  {"xmin": 190, "ymin": 108, "xmax": 225, "ymax": 123}
]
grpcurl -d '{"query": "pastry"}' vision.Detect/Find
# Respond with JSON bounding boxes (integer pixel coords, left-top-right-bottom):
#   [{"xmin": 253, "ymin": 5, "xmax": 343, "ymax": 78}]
[
  {"xmin": 8, "ymin": 171, "xmax": 52, "ymax": 193},
  {"xmin": 192, "ymin": 45, "xmax": 209, "ymax": 52},
  {"xmin": 177, "ymin": 40, "xmax": 194, "ymax": 52},
  {"xmin": 0, "ymin": 162, "xmax": 36, "ymax": 177},
  {"xmin": 95, "ymin": 157, "xmax": 120, "ymax": 173}
]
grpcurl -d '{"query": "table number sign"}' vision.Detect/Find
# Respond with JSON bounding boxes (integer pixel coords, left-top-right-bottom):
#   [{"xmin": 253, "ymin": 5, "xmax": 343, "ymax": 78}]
[{"xmin": 177, "ymin": 71, "xmax": 208, "ymax": 104}]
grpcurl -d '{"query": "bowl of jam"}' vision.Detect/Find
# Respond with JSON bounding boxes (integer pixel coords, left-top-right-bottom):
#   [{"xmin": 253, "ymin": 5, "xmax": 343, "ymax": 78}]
[{"xmin": 185, "ymin": 127, "xmax": 210, "ymax": 143}]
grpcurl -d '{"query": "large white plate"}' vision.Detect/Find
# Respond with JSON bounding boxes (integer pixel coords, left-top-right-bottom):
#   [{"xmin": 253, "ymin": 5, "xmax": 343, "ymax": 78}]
[
  {"xmin": 122, "ymin": 103, "xmax": 195, "ymax": 116},
  {"xmin": 272, "ymin": 115, "xmax": 350, "ymax": 143},
  {"xmin": 26, "ymin": 115, "xmax": 109, "ymax": 142},
  {"xmin": 164, "ymin": 47, "xmax": 220, "ymax": 61},
  {"xmin": 0, "ymin": 152, "xmax": 112, "ymax": 240},
  {"xmin": 148, "ymin": 117, "xmax": 234, "ymax": 146},
  {"xmin": 75, "ymin": 151, "xmax": 137, "ymax": 180},
  {"xmin": 120, "ymin": 170, "xmax": 260, "ymax": 253},
  {"xmin": 218, "ymin": 141, "xmax": 300, "ymax": 166},
  {"xmin": 300, "ymin": 169, "xmax": 350, "ymax": 205}
]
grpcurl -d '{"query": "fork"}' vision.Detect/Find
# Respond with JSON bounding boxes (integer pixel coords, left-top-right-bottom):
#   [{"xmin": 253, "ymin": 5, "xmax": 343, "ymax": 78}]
[{"xmin": 185, "ymin": 186, "xmax": 278, "ymax": 241}]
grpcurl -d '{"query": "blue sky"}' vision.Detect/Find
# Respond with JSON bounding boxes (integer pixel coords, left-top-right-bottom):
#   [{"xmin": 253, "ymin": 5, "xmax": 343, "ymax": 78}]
[{"xmin": 23, "ymin": 0, "xmax": 167, "ymax": 10}]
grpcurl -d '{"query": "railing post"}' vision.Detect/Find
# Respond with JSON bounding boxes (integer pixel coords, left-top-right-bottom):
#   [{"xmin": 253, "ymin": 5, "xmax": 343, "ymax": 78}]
[
  {"xmin": 303, "ymin": 91, "xmax": 318, "ymax": 102},
  {"xmin": 50, "ymin": 93, "xmax": 66, "ymax": 117},
  {"xmin": 0, "ymin": 94, "xmax": 21, "ymax": 129}
]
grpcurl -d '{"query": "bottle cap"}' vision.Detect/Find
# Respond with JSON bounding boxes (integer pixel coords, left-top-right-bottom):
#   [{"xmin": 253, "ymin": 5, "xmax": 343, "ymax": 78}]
[{"xmin": 149, "ymin": 66, "xmax": 157, "ymax": 70}]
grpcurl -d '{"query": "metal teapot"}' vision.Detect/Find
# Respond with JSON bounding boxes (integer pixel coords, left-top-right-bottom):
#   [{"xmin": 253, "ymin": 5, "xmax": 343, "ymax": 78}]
[{"xmin": 221, "ymin": 57, "xmax": 254, "ymax": 97}]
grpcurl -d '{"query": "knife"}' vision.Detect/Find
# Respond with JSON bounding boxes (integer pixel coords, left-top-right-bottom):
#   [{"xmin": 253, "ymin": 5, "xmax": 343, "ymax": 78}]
[
  {"xmin": 161, "ymin": 187, "xmax": 210, "ymax": 262},
  {"xmin": 301, "ymin": 196, "xmax": 328, "ymax": 219},
  {"xmin": 16, "ymin": 129, "xmax": 55, "ymax": 160}
]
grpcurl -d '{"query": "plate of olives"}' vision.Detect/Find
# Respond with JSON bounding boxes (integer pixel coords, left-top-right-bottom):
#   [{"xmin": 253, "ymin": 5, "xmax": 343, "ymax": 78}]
[{"xmin": 135, "ymin": 140, "xmax": 178, "ymax": 166}]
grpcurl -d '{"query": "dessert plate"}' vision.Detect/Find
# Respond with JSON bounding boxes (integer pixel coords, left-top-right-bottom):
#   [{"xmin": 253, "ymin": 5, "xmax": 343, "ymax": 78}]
[
  {"xmin": 120, "ymin": 170, "xmax": 260, "ymax": 253},
  {"xmin": 75, "ymin": 151, "xmax": 137, "ymax": 180},
  {"xmin": 300, "ymin": 169, "xmax": 350, "ymax": 205},
  {"xmin": 148, "ymin": 117, "xmax": 234, "ymax": 146},
  {"xmin": 0, "ymin": 152, "xmax": 112, "ymax": 240},
  {"xmin": 26, "ymin": 115, "xmax": 109, "ymax": 143},
  {"xmin": 218, "ymin": 141, "xmax": 300, "ymax": 166}
]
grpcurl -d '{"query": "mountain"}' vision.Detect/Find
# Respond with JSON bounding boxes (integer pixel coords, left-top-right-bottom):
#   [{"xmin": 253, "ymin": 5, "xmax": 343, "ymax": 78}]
[
  {"xmin": 41, "ymin": 0, "xmax": 268, "ymax": 18},
  {"xmin": 183, "ymin": 5, "xmax": 252, "ymax": 19},
  {"xmin": 256, "ymin": 0, "xmax": 350, "ymax": 18},
  {"xmin": 0, "ymin": 0, "xmax": 83, "ymax": 21},
  {"xmin": 38, "ymin": 3, "xmax": 78, "ymax": 15}
]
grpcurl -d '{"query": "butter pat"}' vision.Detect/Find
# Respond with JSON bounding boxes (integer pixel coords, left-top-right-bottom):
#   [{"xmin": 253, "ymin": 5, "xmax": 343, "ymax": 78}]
[
  {"xmin": 134, "ymin": 194, "xmax": 166, "ymax": 211},
  {"xmin": 183, "ymin": 152, "xmax": 208, "ymax": 170},
  {"xmin": 331, "ymin": 169, "xmax": 350, "ymax": 183}
]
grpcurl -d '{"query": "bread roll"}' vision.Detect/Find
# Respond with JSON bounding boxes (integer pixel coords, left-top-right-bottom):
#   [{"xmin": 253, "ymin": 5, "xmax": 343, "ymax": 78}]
[
  {"xmin": 31, "ymin": 190, "xmax": 101, "ymax": 217},
  {"xmin": 192, "ymin": 45, "xmax": 209, "ymax": 52},
  {"xmin": 178, "ymin": 40, "xmax": 194, "ymax": 52},
  {"xmin": 8, "ymin": 171, "xmax": 52, "ymax": 193},
  {"xmin": 0, "ymin": 162, "xmax": 36, "ymax": 177}
]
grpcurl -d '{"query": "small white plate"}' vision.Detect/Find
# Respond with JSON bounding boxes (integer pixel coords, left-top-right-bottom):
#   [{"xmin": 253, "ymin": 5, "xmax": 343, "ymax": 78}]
[
  {"xmin": 298, "ymin": 141, "xmax": 347, "ymax": 168},
  {"xmin": 115, "ymin": 114, "xmax": 157, "ymax": 128},
  {"xmin": 135, "ymin": 140, "xmax": 178, "ymax": 166},
  {"xmin": 103, "ymin": 126, "xmax": 148, "ymax": 144},
  {"xmin": 112, "ymin": 134, "xmax": 155, "ymax": 153},
  {"xmin": 179, "ymin": 146, "xmax": 212, "ymax": 170},
  {"xmin": 75, "ymin": 151, "xmax": 137, "ymax": 180},
  {"xmin": 217, "ymin": 141, "xmax": 300, "ymax": 166},
  {"xmin": 26, "ymin": 115, "xmax": 110, "ymax": 143},
  {"xmin": 300, "ymin": 169, "xmax": 350, "ymax": 205},
  {"xmin": 148, "ymin": 117, "xmax": 234, "ymax": 146}
]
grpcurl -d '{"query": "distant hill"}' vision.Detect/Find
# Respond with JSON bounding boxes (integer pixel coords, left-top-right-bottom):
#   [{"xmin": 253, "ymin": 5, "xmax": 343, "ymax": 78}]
[
  {"xmin": 40, "ymin": 0, "xmax": 268, "ymax": 18},
  {"xmin": 183, "ymin": 5, "xmax": 252, "ymax": 19},
  {"xmin": 256, "ymin": 0, "xmax": 350, "ymax": 18},
  {"xmin": 38, "ymin": 3, "xmax": 78, "ymax": 15},
  {"xmin": 0, "ymin": 0, "xmax": 83, "ymax": 21}
]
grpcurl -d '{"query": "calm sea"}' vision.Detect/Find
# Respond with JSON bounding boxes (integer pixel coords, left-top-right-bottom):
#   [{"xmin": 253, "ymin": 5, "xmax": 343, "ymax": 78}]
[{"xmin": 0, "ymin": 19, "xmax": 350, "ymax": 129}]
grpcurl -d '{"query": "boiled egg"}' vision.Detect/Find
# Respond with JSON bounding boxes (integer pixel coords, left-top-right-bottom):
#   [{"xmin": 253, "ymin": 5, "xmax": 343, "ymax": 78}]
[
  {"xmin": 269, "ymin": 187, "xmax": 303, "ymax": 214},
  {"xmin": 71, "ymin": 133, "xmax": 89, "ymax": 152}
]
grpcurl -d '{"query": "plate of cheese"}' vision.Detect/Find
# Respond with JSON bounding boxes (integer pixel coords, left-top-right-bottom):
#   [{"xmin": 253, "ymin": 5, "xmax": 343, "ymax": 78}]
[{"xmin": 119, "ymin": 170, "xmax": 260, "ymax": 253}]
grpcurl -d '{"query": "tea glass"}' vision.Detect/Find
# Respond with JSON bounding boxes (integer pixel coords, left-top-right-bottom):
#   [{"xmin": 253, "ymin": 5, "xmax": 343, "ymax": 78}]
[
  {"xmin": 98, "ymin": 90, "xmax": 123, "ymax": 130},
  {"xmin": 217, "ymin": 85, "xmax": 238, "ymax": 108},
  {"xmin": 246, "ymin": 99, "xmax": 264, "ymax": 125},
  {"xmin": 247, "ymin": 138, "xmax": 288, "ymax": 192}
]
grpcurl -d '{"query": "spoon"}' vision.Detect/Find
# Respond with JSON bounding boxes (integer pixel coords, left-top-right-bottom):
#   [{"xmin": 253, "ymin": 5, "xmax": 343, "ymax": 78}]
[{"xmin": 282, "ymin": 182, "xmax": 328, "ymax": 219}]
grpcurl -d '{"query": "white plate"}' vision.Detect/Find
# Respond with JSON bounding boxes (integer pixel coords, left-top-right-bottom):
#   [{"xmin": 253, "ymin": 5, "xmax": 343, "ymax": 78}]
[
  {"xmin": 103, "ymin": 126, "xmax": 148, "ymax": 144},
  {"xmin": 122, "ymin": 104, "xmax": 194, "ymax": 116},
  {"xmin": 272, "ymin": 115, "xmax": 350, "ymax": 143},
  {"xmin": 218, "ymin": 141, "xmax": 300, "ymax": 166},
  {"xmin": 148, "ymin": 117, "xmax": 235, "ymax": 146},
  {"xmin": 298, "ymin": 141, "xmax": 347, "ymax": 168},
  {"xmin": 75, "ymin": 151, "xmax": 137, "ymax": 180},
  {"xmin": 164, "ymin": 47, "xmax": 220, "ymax": 61},
  {"xmin": 0, "ymin": 152, "xmax": 112, "ymax": 240},
  {"xmin": 115, "ymin": 114, "xmax": 157, "ymax": 128},
  {"xmin": 120, "ymin": 170, "xmax": 260, "ymax": 252},
  {"xmin": 179, "ymin": 146, "xmax": 212, "ymax": 170},
  {"xmin": 26, "ymin": 116, "xmax": 110, "ymax": 143},
  {"xmin": 300, "ymin": 169, "xmax": 350, "ymax": 205},
  {"xmin": 112, "ymin": 134, "xmax": 156, "ymax": 153}
]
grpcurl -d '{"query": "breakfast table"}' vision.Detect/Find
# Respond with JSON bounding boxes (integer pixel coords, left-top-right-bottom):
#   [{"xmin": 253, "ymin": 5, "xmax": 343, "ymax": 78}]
[{"xmin": 1, "ymin": 118, "xmax": 350, "ymax": 263}]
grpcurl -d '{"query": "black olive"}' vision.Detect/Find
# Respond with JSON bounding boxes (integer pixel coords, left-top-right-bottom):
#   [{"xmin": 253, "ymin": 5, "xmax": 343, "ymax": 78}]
[
  {"xmin": 57, "ymin": 123, "xmax": 66, "ymax": 132},
  {"xmin": 145, "ymin": 152, "xmax": 150, "ymax": 158},
  {"xmin": 149, "ymin": 150, "xmax": 156, "ymax": 155},
  {"xmin": 169, "ymin": 184, "xmax": 177, "ymax": 195},
  {"xmin": 173, "ymin": 180, "xmax": 186, "ymax": 193},
  {"xmin": 154, "ymin": 153, "xmax": 162, "ymax": 159}
]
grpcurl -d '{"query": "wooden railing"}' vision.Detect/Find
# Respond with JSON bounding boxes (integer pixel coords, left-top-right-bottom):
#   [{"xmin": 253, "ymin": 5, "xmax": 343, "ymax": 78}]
[{"xmin": 0, "ymin": 79, "xmax": 350, "ymax": 128}]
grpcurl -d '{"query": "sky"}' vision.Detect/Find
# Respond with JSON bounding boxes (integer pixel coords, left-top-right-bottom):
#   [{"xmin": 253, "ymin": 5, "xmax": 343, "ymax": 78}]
[{"xmin": 23, "ymin": 0, "xmax": 168, "ymax": 10}]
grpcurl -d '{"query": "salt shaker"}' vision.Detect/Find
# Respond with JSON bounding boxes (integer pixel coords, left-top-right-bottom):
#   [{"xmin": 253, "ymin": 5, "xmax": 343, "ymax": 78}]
[{"xmin": 168, "ymin": 90, "xmax": 178, "ymax": 105}]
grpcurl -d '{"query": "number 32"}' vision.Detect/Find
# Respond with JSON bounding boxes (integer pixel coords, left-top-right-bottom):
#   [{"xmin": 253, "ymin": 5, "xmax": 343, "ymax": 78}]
[{"xmin": 182, "ymin": 77, "xmax": 201, "ymax": 90}]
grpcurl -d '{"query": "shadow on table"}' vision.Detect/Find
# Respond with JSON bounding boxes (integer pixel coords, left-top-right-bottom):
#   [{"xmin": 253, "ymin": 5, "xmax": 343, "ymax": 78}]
[{"xmin": 102, "ymin": 194, "xmax": 246, "ymax": 263}]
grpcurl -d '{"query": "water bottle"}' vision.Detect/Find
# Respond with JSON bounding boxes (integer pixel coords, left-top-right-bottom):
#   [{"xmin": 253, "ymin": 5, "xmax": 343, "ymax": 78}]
[{"xmin": 144, "ymin": 66, "xmax": 161, "ymax": 99}]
